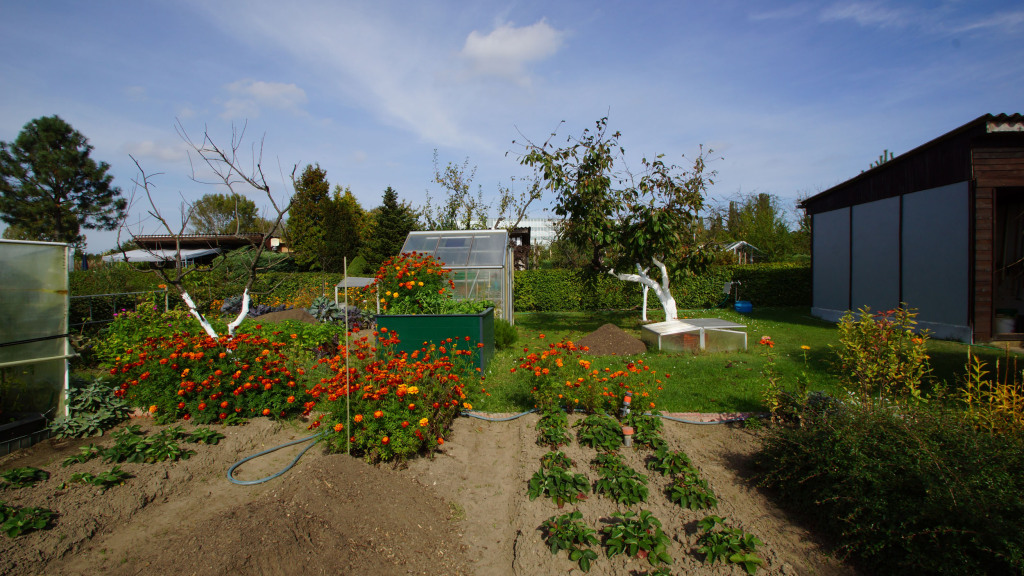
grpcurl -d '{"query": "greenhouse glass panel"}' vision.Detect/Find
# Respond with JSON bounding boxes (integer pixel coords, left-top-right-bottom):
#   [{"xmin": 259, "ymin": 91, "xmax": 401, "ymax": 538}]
[
  {"xmin": 467, "ymin": 233, "xmax": 506, "ymax": 266},
  {"xmin": 0, "ymin": 240, "xmax": 71, "ymax": 420},
  {"xmin": 402, "ymin": 234, "xmax": 441, "ymax": 254},
  {"xmin": 435, "ymin": 236, "xmax": 472, "ymax": 267}
]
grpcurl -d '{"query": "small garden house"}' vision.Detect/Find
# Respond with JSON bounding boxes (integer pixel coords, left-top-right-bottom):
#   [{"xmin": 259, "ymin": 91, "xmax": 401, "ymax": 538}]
[
  {"xmin": 0, "ymin": 239, "xmax": 72, "ymax": 454},
  {"xmin": 400, "ymin": 230, "xmax": 514, "ymax": 324},
  {"xmin": 801, "ymin": 113, "xmax": 1024, "ymax": 342}
]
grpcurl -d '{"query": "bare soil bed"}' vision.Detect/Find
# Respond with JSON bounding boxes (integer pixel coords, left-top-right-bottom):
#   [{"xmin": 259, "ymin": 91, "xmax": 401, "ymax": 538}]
[{"xmin": 0, "ymin": 413, "xmax": 856, "ymax": 576}]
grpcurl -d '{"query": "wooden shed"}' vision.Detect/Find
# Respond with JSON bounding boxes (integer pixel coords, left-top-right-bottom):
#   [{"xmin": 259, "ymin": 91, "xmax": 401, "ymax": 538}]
[{"xmin": 800, "ymin": 114, "xmax": 1024, "ymax": 343}]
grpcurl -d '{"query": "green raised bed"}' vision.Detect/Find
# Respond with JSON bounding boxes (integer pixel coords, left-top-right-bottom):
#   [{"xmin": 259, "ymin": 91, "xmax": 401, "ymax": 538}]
[{"xmin": 376, "ymin": 307, "xmax": 495, "ymax": 371}]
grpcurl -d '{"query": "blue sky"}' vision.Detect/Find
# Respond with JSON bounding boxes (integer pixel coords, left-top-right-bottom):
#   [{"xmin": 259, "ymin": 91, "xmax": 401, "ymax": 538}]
[{"xmin": 1, "ymin": 0, "xmax": 1022, "ymax": 252}]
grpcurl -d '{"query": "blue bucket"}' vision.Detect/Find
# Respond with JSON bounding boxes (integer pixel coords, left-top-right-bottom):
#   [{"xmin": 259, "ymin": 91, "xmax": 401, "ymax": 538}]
[{"xmin": 734, "ymin": 300, "xmax": 752, "ymax": 314}]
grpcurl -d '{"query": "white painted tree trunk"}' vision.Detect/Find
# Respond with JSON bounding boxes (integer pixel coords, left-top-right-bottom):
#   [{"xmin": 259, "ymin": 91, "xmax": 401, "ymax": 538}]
[
  {"xmin": 226, "ymin": 288, "xmax": 251, "ymax": 337},
  {"xmin": 180, "ymin": 291, "xmax": 220, "ymax": 340},
  {"xmin": 610, "ymin": 257, "xmax": 678, "ymax": 321},
  {"xmin": 641, "ymin": 284, "xmax": 649, "ymax": 322}
]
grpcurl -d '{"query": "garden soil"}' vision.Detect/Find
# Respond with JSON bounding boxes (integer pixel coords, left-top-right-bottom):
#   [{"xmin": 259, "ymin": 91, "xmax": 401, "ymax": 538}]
[{"xmin": 0, "ymin": 415, "xmax": 857, "ymax": 576}]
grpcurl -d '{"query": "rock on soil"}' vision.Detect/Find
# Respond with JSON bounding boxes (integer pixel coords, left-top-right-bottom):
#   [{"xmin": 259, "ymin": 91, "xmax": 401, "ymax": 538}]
[{"xmin": 577, "ymin": 323, "xmax": 647, "ymax": 356}]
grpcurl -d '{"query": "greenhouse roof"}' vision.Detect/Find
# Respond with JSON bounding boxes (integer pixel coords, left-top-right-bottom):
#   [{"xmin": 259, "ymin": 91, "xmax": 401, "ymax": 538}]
[{"xmin": 400, "ymin": 230, "xmax": 508, "ymax": 268}]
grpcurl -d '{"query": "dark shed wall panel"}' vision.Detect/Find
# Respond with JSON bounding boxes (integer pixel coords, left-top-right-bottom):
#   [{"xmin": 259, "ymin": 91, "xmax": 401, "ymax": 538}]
[
  {"xmin": 812, "ymin": 208, "xmax": 850, "ymax": 312},
  {"xmin": 902, "ymin": 182, "xmax": 970, "ymax": 328},
  {"xmin": 851, "ymin": 197, "xmax": 900, "ymax": 312}
]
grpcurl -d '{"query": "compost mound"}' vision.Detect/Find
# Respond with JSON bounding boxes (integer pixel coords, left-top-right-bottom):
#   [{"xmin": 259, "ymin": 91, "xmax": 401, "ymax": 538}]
[{"xmin": 577, "ymin": 323, "xmax": 647, "ymax": 356}]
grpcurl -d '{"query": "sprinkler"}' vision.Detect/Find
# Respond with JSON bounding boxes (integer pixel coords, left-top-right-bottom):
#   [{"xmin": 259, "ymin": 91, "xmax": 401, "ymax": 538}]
[
  {"xmin": 621, "ymin": 395, "xmax": 632, "ymax": 418},
  {"xmin": 622, "ymin": 426, "xmax": 634, "ymax": 448}
]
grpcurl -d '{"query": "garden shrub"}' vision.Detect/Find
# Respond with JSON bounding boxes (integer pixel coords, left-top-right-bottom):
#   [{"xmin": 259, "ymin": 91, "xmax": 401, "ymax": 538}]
[
  {"xmin": 755, "ymin": 401, "xmax": 1024, "ymax": 574},
  {"xmin": 494, "ymin": 318, "xmax": 518, "ymax": 350},
  {"xmin": 49, "ymin": 375, "xmax": 129, "ymax": 438},
  {"xmin": 833, "ymin": 305, "xmax": 932, "ymax": 400},
  {"xmin": 959, "ymin": 351, "xmax": 1024, "ymax": 435}
]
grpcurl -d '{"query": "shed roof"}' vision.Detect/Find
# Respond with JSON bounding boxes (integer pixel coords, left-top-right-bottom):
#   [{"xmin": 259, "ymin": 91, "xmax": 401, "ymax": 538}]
[
  {"xmin": 400, "ymin": 230, "xmax": 508, "ymax": 268},
  {"xmin": 102, "ymin": 247, "xmax": 221, "ymax": 264},
  {"xmin": 800, "ymin": 113, "xmax": 1024, "ymax": 215}
]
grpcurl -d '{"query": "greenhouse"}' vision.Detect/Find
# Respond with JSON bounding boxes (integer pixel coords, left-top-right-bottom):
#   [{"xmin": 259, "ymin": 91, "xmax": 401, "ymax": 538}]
[
  {"xmin": 399, "ymin": 230, "xmax": 514, "ymax": 323},
  {"xmin": 0, "ymin": 239, "xmax": 72, "ymax": 454}
]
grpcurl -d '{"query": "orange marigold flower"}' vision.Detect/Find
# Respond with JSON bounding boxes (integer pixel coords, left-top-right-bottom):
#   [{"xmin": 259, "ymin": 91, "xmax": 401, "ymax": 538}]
[
  {"xmin": 354, "ymin": 414, "xmax": 363, "ymax": 423},
  {"xmin": 373, "ymin": 410, "xmax": 383, "ymax": 419},
  {"xmin": 436, "ymin": 437, "xmax": 444, "ymax": 445},
  {"xmin": 286, "ymin": 395, "xmax": 296, "ymax": 403},
  {"xmin": 333, "ymin": 423, "xmax": 344, "ymax": 432},
  {"xmin": 148, "ymin": 405, "xmax": 158, "ymax": 413},
  {"xmin": 419, "ymin": 418, "xmax": 429, "ymax": 427},
  {"xmin": 382, "ymin": 436, "xmax": 390, "ymax": 444}
]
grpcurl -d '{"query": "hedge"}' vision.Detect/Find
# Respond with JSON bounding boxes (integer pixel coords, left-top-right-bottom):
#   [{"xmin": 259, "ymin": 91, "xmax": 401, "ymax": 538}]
[
  {"xmin": 513, "ymin": 263, "xmax": 811, "ymax": 312},
  {"xmin": 71, "ymin": 262, "xmax": 811, "ymax": 318}
]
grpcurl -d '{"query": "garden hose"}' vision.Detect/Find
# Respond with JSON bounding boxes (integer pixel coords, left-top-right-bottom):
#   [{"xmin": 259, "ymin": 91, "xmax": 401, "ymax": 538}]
[
  {"xmin": 227, "ymin": 432, "xmax": 324, "ymax": 486},
  {"xmin": 658, "ymin": 413, "xmax": 751, "ymax": 425}
]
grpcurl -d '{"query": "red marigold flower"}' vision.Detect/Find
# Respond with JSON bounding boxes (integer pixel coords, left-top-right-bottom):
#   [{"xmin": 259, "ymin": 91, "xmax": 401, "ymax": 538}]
[
  {"xmin": 262, "ymin": 408, "xmax": 271, "ymax": 416},
  {"xmin": 197, "ymin": 402, "xmax": 206, "ymax": 411},
  {"xmin": 401, "ymin": 421, "xmax": 409, "ymax": 428},
  {"xmin": 382, "ymin": 436, "xmax": 390, "ymax": 444},
  {"xmin": 286, "ymin": 395, "xmax": 296, "ymax": 403},
  {"xmin": 436, "ymin": 437, "xmax": 444, "ymax": 445}
]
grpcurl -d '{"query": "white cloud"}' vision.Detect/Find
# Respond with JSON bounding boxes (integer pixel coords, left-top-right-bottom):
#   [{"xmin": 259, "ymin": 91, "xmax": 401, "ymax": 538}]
[
  {"xmin": 460, "ymin": 19, "xmax": 565, "ymax": 85},
  {"xmin": 820, "ymin": 2, "xmax": 905, "ymax": 28},
  {"xmin": 220, "ymin": 80, "xmax": 308, "ymax": 119},
  {"xmin": 120, "ymin": 140, "xmax": 188, "ymax": 163},
  {"xmin": 125, "ymin": 85, "xmax": 147, "ymax": 101},
  {"xmin": 952, "ymin": 10, "xmax": 1024, "ymax": 34}
]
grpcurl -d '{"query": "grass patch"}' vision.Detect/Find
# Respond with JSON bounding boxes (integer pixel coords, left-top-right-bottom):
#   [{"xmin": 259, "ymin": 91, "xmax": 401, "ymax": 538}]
[{"xmin": 469, "ymin": 307, "xmax": 1022, "ymax": 413}]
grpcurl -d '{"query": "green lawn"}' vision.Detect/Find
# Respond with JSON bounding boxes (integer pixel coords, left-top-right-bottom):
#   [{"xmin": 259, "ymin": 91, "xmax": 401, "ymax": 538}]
[{"xmin": 468, "ymin": 306, "xmax": 1020, "ymax": 413}]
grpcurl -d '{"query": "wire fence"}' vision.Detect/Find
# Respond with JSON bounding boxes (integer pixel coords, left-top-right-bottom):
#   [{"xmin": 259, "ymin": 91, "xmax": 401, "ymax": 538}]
[{"xmin": 69, "ymin": 289, "xmax": 169, "ymax": 329}]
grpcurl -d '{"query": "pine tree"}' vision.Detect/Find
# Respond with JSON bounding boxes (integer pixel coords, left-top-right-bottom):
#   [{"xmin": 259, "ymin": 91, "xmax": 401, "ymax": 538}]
[
  {"xmin": 0, "ymin": 115, "xmax": 126, "ymax": 248},
  {"xmin": 287, "ymin": 163, "xmax": 334, "ymax": 270},
  {"xmin": 361, "ymin": 186, "xmax": 419, "ymax": 270}
]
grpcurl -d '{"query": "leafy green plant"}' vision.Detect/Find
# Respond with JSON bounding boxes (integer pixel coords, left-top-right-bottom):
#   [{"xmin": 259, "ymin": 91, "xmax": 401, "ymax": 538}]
[
  {"xmin": 307, "ymin": 295, "xmax": 345, "ymax": 322},
  {"xmin": 540, "ymin": 451, "xmax": 574, "ymax": 471},
  {"xmin": 623, "ymin": 410, "xmax": 664, "ymax": 448},
  {"xmin": 62, "ymin": 445, "xmax": 103, "ymax": 467},
  {"xmin": 528, "ymin": 465, "xmax": 591, "ymax": 508},
  {"xmin": 184, "ymin": 427, "xmax": 225, "ymax": 445},
  {"xmin": 0, "ymin": 501, "xmax": 53, "ymax": 538},
  {"xmin": 756, "ymin": 400, "xmax": 1024, "ymax": 574},
  {"xmin": 833, "ymin": 305, "xmax": 932, "ymax": 400},
  {"xmin": 70, "ymin": 465, "xmax": 132, "ymax": 491},
  {"xmin": 696, "ymin": 515, "xmax": 763, "ymax": 575},
  {"xmin": 666, "ymin": 468, "xmax": 717, "ymax": 510},
  {"xmin": 591, "ymin": 454, "xmax": 649, "ymax": 506},
  {"xmin": 494, "ymin": 318, "xmax": 518, "ymax": 350},
  {"xmin": 49, "ymin": 375, "xmax": 130, "ymax": 438},
  {"xmin": 536, "ymin": 410, "xmax": 571, "ymax": 448},
  {"xmin": 0, "ymin": 467, "xmax": 49, "ymax": 489},
  {"xmin": 540, "ymin": 510, "xmax": 600, "ymax": 572},
  {"xmin": 646, "ymin": 445, "xmax": 692, "ymax": 476},
  {"xmin": 602, "ymin": 510, "xmax": 672, "ymax": 566},
  {"xmin": 575, "ymin": 414, "xmax": 622, "ymax": 452}
]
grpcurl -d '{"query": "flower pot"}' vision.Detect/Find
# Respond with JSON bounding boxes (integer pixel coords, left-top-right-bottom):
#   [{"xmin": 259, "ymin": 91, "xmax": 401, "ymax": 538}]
[{"xmin": 376, "ymin": 307, "xmax": 495, "ymax": 371}]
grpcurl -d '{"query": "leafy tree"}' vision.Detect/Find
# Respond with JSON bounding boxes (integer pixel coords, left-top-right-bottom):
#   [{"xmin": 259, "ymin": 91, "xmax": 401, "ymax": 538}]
[
  {"xmin": 712, "ymin": 192, "xmax": 794, "ymax": 261},
  {"xmin": 421, "ymin": 151, "xmax": 488, "ymax": 230},
  {"xmin": 188, "ymin": 192, "xmax": 262, "ymax": 234},
  {"xmin": 0, "ymin": 115, "xmax": 126, "ymax": 248},
  {"xmin": 519, "ymin": 117, "xmax": 714, "ymax": 321},
  {"xmin": 361, "ymin": 186, "xmax": 419, "ymax": 270}
]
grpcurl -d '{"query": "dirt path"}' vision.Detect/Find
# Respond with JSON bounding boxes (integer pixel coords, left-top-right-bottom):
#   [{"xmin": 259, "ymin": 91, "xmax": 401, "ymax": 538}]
[{"xmin": 1, "ymin": 415, "xmax": 854, "ymax": 576}]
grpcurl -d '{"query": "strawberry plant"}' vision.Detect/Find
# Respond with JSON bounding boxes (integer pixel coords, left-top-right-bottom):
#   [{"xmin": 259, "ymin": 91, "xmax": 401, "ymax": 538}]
[
  {"xmin": 591, "ymin": 454, "xmax": 649, "ymax": 506},
  {"xmin": 696, "ymin": 515, "xmax": 763, "ymax": 575},
  {"xmin": 0, "ymin": 502, "xmax": 53, "ymax": 538},
  {"xmin": 539, "ymin": 510, "xmax": 600, "ymax": 572},
  {"xmin": 602, "ymin": 509, "xmax": 672, "ymax": 566},
  {"xmin": 646, "ymin": 446, "xmax": 692, "ymax": 476},
  {"xmin": 62, "ymin": 445, "xmax": 103, "ymax": 467},
  {"xmin": 623, "ymin": 410, "xmax": 664, "ymax": 449},
  {"xmin": 184, "ymin": 427, "xmax": 225, "ymax": 445},
  {"xmin": 0, "ymin": 467, "xmax": 49, "ymax": 489},
  {"xmin": 70, "ymin": 465, "xmax": 132, "ymax": 491},
  {"xmin": 528, "ymin": 465, "xmax": 591, "ymax": 508},
  {"xmin": 536, "ymin": 410, "xmax": 571, "ymax": 448},
  {"xmin": 540, "ymin": 451, "xmax": 574, "ymax": 471},
  {"xmin": 666, "ymin": 468, "xmax": 717, "ymax": 510},
  {"xmin": 575, "ymin": 414, "xmax": 622, "ymax": 452}
]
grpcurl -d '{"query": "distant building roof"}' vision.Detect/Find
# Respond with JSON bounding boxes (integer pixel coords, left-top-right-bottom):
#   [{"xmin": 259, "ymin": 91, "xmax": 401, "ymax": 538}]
[{"xmin": 132, "ymin": 234, "xmax": 277, "ymax": 250}]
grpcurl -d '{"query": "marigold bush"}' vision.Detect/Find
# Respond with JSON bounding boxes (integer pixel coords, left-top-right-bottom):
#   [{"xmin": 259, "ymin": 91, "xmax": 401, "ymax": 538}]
[
  {"xmin": 514, "ymin": 337, "xmax": 665, "ymax": 414},
  {"xmin": 365, "ymin": 252, "xmax": 456, "ymax": 314},
  {"xmin": 309, "ymin": 328, "xmax": 474, "ymax": 462}
]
